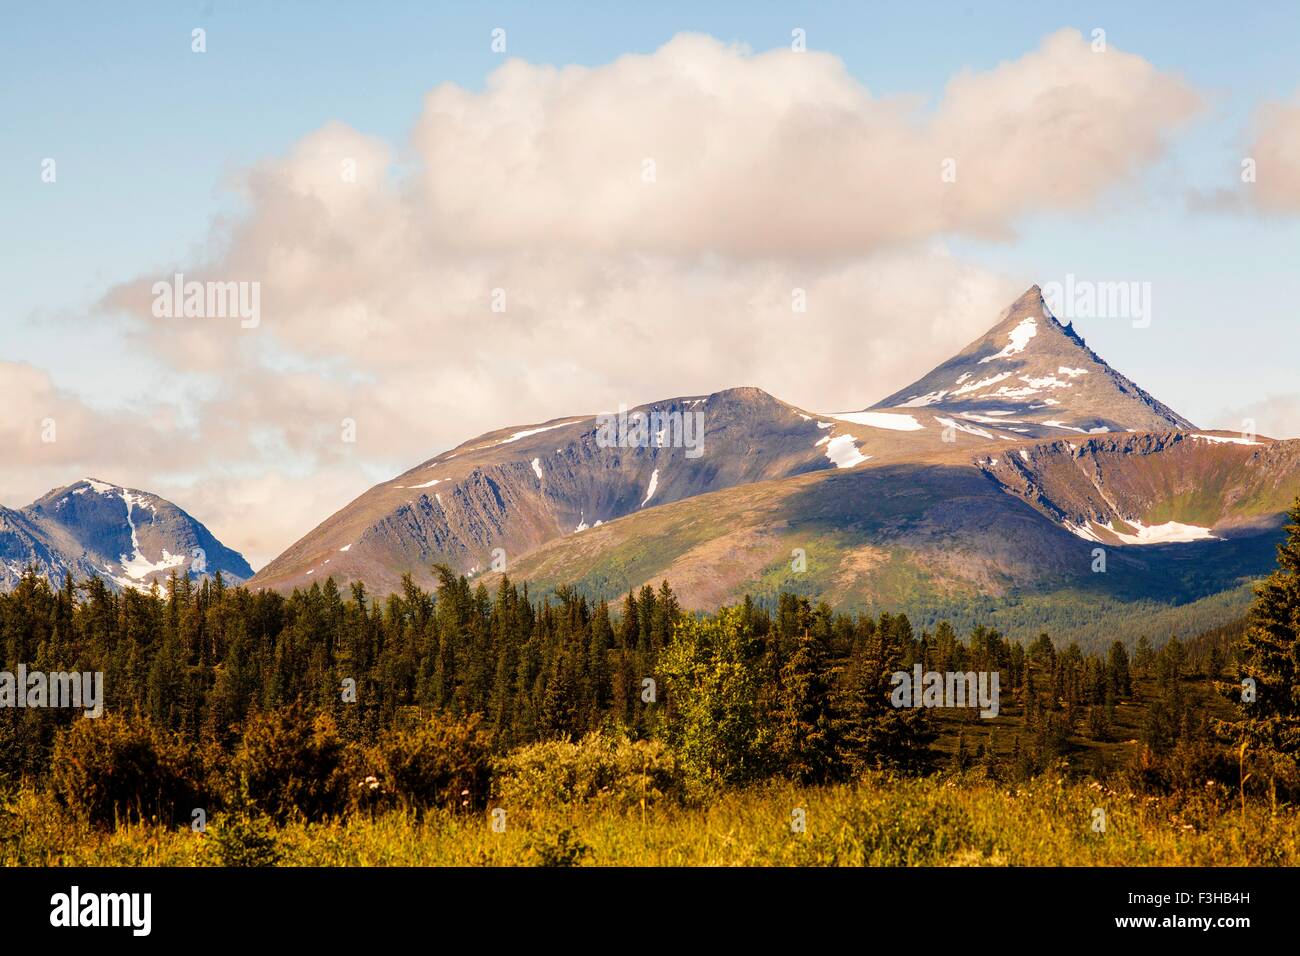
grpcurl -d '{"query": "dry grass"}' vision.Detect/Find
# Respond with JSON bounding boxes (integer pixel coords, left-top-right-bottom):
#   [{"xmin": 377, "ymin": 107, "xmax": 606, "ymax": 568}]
[{"xmin": 5, "ymin": 771, "xmax": 1296, "ymax": 867}]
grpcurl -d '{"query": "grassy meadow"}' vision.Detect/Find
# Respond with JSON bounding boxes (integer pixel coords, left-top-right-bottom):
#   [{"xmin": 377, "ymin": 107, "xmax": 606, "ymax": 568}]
[{"xmin": 4, "ymin": 770, "xmax": 1295, "ymax": 867}]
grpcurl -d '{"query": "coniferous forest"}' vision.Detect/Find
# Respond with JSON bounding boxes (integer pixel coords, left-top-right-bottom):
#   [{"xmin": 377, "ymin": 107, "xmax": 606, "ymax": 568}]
[{"xmin": 2, "ymin": 504, "xmax": 1299, "ymax": 867}]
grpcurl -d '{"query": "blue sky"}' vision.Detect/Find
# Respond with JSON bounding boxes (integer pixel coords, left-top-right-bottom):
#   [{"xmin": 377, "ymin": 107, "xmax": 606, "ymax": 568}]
[{"xmin": 2, "ymin": 1, "xmax": 1298, "ymax": 562}]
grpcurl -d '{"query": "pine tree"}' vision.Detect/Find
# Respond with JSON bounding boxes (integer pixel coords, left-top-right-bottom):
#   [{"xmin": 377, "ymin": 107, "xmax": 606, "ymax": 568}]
[
  {"xmin": 636, "ymin": 585, "xmax": 657, "ymax": 654},
  {"xmin": 617, "ymin": 590, "xmax": 639, "ymax": 650},
  {"xmin": 650, "ymin": 580, "xmax": 680, "ymax": 652},
  {"xmin": 1226, "ymin": 499, "xmax": 1300, "ymax": 795},
  {"xmin": 1134, "ymin": 635, "xmax": 1154, "ymax": 677},
  {"xmin": 774, "ymin": 629, "xmax": 842, "ymax": 784},
  {"xmin": 1107, "ymin": 640, "xmax": 1132, "ymax": 698},
  {"xmin": 540, "ymin": 654, "xmax": 579, "ymax": 738},
  {"xmin": 587, "ymin": 600, "xmax": 614, "ymax": 714},
  {"xmin": 837, "ymin": 616, "xmax": 934, "ymax": 774}
]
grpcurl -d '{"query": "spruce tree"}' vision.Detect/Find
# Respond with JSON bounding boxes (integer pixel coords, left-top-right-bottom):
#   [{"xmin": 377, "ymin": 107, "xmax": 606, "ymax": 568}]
[
  {"xmin": 1228, "ymin": 499, "xmax": 1300, "ymax": 794},
  {"xmin": 1107, "ymin": 640, "xmax": 1132, "ymax": 697},
  {"xmin": 774, "ymin": 629, "xmax": 842, "ymax": 784},
  {"xmin": 837, "ymin": 617, "xmax": 933, "ymax": 774}
]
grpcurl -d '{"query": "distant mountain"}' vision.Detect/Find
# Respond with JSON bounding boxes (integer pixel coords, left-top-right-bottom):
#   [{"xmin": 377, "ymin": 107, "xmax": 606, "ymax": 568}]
[
  {"xmin": 0, "ymin": 478, "xmax": 253, "ymax": 592},
  {"xmin": 249, "ymin": 284, "xmax": 1299, "ymax": 645}
]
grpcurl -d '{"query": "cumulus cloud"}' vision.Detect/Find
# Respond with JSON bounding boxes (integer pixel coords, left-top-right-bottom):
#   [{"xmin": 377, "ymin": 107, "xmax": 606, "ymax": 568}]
[
  {"xmin": 0, "ymin": 361, "xmax": 187, "ymax": 507},
  {"xmin": 168, "ymin": 466, "xmax": 383, "ymax": 574},
  {"xmin": 1247, "ymin": 94, "xmax": 1300, "ymax": 213},
  {"xmin": 0, "ymin": 361, "xmax": 374, "ymax": 566},
  {"xmin": 1188, "ymin": 88, "xmax": 1300, "ymax": 215},
  {"xmin": 405, "ymin": 30, "xmax": 1198, "ymax": 254},
  {"xmin": 72, "ymin": 30, "xmax": 1203, "ymax": 565}
]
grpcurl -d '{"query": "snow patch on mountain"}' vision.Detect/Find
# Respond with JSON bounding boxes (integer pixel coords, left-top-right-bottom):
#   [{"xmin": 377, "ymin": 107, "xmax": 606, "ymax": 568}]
[
  {"xmin": 898, "ymin": 390, "xmax": 947, "ymax": 408},
  {"xmin": 1042, "ymin": 420, "xmax": 1087, "ymax": 433},
  {"xmin": 1193, "ymin": 434, "xmax": 1264, "ymax": 446},
  {"xmin": 1065, "ymin": 517, "xmax": 1220, "ymax": 545},
  {"xmin": 822, "ymin": 434, "xmax": 870, "ymax": 468},
  {"xmin": 116, "ymin": 491, "xmax": 184, "ymax": 582},
  {"xmin": 978, "ymin": 316, "xmax": 1037, "ymax": 363},
  {"xmin": 1112, "ymin": 520, "xmax": 1220, "ymax": 544},
  {"xmin": 953, "ymin": 372, "xmax": 1012, "ymax": 396},
  {"xmin": 828, "ymin": 411, "xmax": 924, "ymax": 431},
  {"xmin": 640, "ymin": 468, "xmax": 660, "ymax": 507},
  {"xmin": 935, "ymin": 416, "xmax": 995, "ymax": 440},
  {"xmin": 498, "ymin": 420, "xmax": 584, "ymax": 445}
]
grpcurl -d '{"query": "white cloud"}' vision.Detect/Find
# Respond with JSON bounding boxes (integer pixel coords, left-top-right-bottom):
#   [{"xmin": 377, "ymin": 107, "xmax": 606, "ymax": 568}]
[
  {"xmin": 0, "ymin": 361, "xmax": 189, "ymax": 509},
  {"xmin": 1247, "ymin": 93, "xmax": 1300, "ymax": 213},
  {"xmin": 404, "ymin": 30, "xmax": 1198, "ymax": 254}
]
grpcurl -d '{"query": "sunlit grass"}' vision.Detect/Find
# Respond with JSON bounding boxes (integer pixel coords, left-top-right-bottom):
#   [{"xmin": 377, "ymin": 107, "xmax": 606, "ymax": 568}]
[{"xmin": 5, "ymin": 772, "xmax": 1294, "ymax": 867}]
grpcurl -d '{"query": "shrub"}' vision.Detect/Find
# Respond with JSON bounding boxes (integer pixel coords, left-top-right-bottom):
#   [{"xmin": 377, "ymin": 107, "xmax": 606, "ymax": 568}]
[
  {"xmin": 494, "ymin": 732, "xmax": 681, "ymax": 814},
  {"xmin": 210, "ymin": 813, "xmax": 282, "ymax": 867},
  {"xmin": 368, "ymin": 712, "xmax": 491, "ymax": 815},
  {"xmin": 524, "ymin": 827, "xmax": 590, "ymax": 867},
  {"xmin": 51, "ymin": 714, "xmax": 201, "ymax": 829},
  {"xmin": 229, "ymin": 707, "xmax": 347, "ymax": 822},
  {"xmin": 1122, "ymin": 738, "xmax": 1237, "ymax": 796}
]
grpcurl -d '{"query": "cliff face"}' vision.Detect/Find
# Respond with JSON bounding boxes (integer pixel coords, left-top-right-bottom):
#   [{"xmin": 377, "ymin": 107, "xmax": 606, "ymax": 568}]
[{"xmin": 976, "ymin": 432, "xmax": 1300, "ymax": 543}]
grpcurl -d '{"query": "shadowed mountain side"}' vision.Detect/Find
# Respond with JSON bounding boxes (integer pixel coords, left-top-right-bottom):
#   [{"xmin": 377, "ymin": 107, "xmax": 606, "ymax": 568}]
[
  {"xmin": 491, "ymin": 462, "xmax": 1151, "ymax": 606},
  {"xmin": 489, "ymin": 440, "xmax": 1299, "ymax": 647}
]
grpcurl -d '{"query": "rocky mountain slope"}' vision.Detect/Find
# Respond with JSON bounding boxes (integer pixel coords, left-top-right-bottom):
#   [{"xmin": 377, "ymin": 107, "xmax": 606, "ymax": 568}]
[
  {"xmin": 252, "ymin": 387, "xmax": 848, "ymax": 595},
  {"xmin": 0, "ymin": 478, "xmax": 253, "ymax": 592},
  {"xmin": 500, "ymin": 431, "xmax": 1299, "ymax": 599},
  {"xmin": 495, "ymin": 431, "xmax": 1298, "ymax": 647}
]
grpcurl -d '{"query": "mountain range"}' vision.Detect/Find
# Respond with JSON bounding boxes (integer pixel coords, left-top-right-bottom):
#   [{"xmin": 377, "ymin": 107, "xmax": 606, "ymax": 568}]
[
  {"xmin": 245, "ymin": 285, "xmax": 1298, "ymax": 645},
  {"xmin": 6, "ymin": 285, "xmax": 1297, "ymax": 646}
]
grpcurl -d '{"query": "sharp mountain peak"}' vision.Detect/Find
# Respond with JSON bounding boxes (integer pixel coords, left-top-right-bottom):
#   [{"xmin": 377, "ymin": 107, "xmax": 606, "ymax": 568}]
[{"xmin": 868, "ymin": 283, "xmax": 1195, "ymax": 435}]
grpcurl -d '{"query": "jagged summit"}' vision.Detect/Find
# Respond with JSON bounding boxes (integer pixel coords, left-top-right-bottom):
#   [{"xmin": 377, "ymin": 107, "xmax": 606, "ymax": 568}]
[{"xmin": 867, "ymin": 284, "xmax": 1194, "ymax": 437}]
